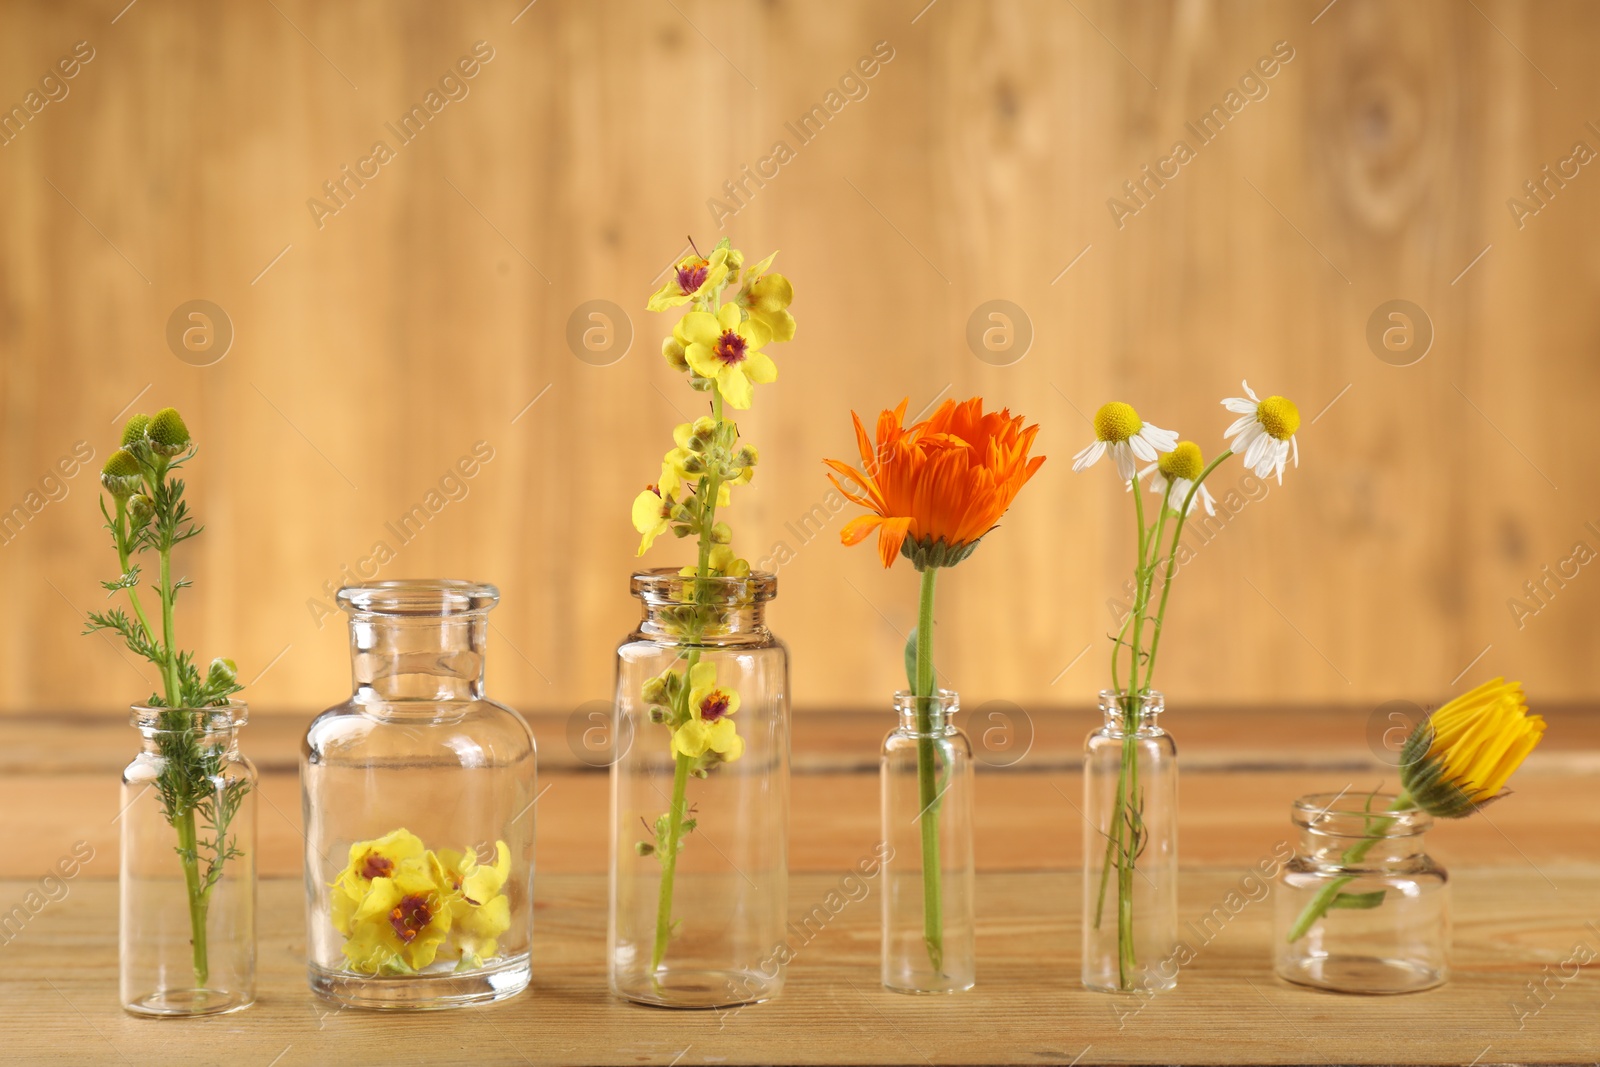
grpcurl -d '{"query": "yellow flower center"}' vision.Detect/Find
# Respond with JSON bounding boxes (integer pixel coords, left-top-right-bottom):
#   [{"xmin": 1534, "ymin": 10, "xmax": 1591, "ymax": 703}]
[
  {"xmin": 1158, "ymin": 441, "xmax": 1204, "ymax": 481},
  {"xmin": 1093, "ymin": 402, "xmax": 1142, "ymax": 443},
  {"xmin": 359, "ymin": 852, "xmax": 393, "ymax": 880},
  {"xmin": 675, "ymin": 256, "xmax": 710, "ymax": 295},
  {"xmin": 388, "ymin": 894, "xmax": 433, "ymax": 944},
  {"xmin": 1258, "ymin": 396, "xmax": 1300, "ymax": 440},
  {"xmin": 701, "ymin": 690, "xmax": 731, "ymax": 722}
]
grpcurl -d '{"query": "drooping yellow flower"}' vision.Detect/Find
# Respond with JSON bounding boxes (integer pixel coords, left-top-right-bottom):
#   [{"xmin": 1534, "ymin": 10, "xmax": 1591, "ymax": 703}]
[
  {"xmin": 331, "ymin": 828, "xmax": 427, "ymax": 937},
  {"xmin": 1400, "ymin": 677, "xmax": 1544, "ymax": 817},
  {"xmin": 631, "ymin": 485, "xmax": 678, "ymax": 556},
  {"xmin": 647, "ymin": 246, "xmax": 730, "ymax": 312},
  {"xmin": 671, "ymin": 660, "xmax": 743, "ymax": 761},
  {"xmin": 735, "ymin": 251, "xmax": 796, "ymax": 342},
  {"xmin": 682, "ymin": 303, "xmax": 775, "ymax": 410},
  {"xmin": 341, "ymin": 853, "xmax": 454, "ymax": 973},
  {"xmin": 436, "ymin": 841, "xmax": 514, "ymax": 966}
]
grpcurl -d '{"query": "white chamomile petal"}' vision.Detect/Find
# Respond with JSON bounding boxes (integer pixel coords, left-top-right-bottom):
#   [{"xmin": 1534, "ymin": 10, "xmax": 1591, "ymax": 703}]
[
  {"xmin": 1224, "ymin": 413, "xmax": 1257, "ymax": 437},
  {"xmin": 1111, "ymin": 441, "xmax": 1136, "ymax": 482},
  {"xmin": 1222, "ymin": 398, "xmax": 1257, "ymax": 415},
  {"xmin": 1141, "ymin": 423, "xmax": 1179, "ymax": 452},
  {"xmin": 1128, "ymin": 434, "xmax": 1158, "ymax": 462},
  {"xmin": 1241, "ymin": 379, "xmax": 1259, "ymax": 402},
  {"xmin": 1197, "ymin": 483, "xmax": 1216, "ymax": 516},
  {"xmin": 1072, "ymin": 439, "xmax": 1106, "ymax": 471}
]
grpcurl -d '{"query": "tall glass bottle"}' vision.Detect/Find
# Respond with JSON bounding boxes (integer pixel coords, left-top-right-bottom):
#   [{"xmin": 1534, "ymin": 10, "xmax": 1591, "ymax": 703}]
[
  {"xmin": 881, "ymin": 689, "xmax": 975, "ymax": 994},
  {"xmin": 121, "ymin": 702, "xmax": 256, "ymax": 1016},
  {"xmin": 1082, "ymin": 689, "xmax": 1178, "ymax": 993},
  {"xmin": 609, "ymin": 569, "xmax": 789, "ymax": 1008},
  {"xmin": 301, "ymin": 580, "xmax": 536, "ymax": 1010}
]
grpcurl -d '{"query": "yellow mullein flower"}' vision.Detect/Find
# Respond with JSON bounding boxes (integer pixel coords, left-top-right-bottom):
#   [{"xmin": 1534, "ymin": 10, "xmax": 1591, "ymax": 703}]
[
  {"xmin": 735, "ymin": 252, "xmax": 796, "ymax": 342},
  {"xmin": 330, "ymin": 828, "xmax": 427, "ymax": 937},
  {"xmin": 659, "ymin": 418, "xmax": 716, "ymax": 497},
  {"xmin": 1400, "ymin": 677, "xmax": 1544, "ymax": 817},
  {"xmin": 671, "ymin": 660, "xmax": 743, "ymax": 761},
  {"xmin": 632, "ymin": 485, "xmax": 679, "ymax": 556},
  {"xmin": 682, "ymin": 303, "xmax": 775, "ymax": 410},
  {"xmin": 647, "ymin": 247, "xmax": 731, "ymax": 312},
  {"xmin": 342, "ymin": 853, "xmax": 454, "ymax": 973},
  {"xmin": 436, "ymin": 841, "xmax": 513, "ymax": 967}
]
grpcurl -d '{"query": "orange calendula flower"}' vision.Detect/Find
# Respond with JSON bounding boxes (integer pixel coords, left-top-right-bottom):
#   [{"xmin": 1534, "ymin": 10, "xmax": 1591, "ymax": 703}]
[{"xmin": 825, "ymin": 397, "xmax": 1045, "ymax": 570}]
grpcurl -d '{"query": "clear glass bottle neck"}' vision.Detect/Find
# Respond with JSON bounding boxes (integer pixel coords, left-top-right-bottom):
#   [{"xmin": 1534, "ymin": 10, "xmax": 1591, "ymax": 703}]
[
  {"xmin": 1292, "ymin": 793, "xmax": 1432, "ymax": 865},
  {"xmin": 632, "ymin": 569, "xmax": 775, "ymax": 645},
  {"xmin": 131, "ymin": 703, "xmax": 246, "ymax": 756},
  {"xmin": 894, "ymin": 690, "xmax": 959, "ymax": 736},
  {"xmin": 1097, "ymin": 689, "xmax": 1165, "ymax": 736},
  {"xmin": 346, "ymin": 614, "xmax": 488, "ymax": 704}
]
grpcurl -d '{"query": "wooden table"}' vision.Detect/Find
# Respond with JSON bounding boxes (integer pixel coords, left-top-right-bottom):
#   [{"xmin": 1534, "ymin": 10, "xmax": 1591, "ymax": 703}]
[{"xmin": 3, "ymin": 709, "xmax": 1597, "ymax": 1065}]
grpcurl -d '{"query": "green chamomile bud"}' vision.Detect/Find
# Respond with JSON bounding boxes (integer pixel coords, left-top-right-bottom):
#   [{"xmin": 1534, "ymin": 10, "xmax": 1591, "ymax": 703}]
[
  {"xmin": 120, "ymin": 414, "xmax": 151, "ymax": 447},
  {"xmin": 206, "ymin": 657, "xmax": 239, "ymax": 688},
  {"xmin": 127, "ymin": 494, "xmax": 154, "ymax": 529},
  {"xmin": 100, "ymin": 449, "xmax": 143, "ymax": 498},
  {"xmin": 147, "ymin": 407, "xmax": 191, "ymax": 456},
  {"xmin": 710, "ymin": 522, "xmax": 732, "ymax": 544}
]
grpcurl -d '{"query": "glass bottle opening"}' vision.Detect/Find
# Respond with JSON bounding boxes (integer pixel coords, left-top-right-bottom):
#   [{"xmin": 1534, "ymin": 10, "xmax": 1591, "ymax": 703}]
[
  {"xmin": 1291, "ymin": 792, "xmax": 1432, "ymax": 840},
  {"xmin": 337, "ymin": 579, "xmax": 499, "ymax": 616},
  {"xmin": 129, "ymin": 701, "xmax": 248, "ymax": 734},
  {"xmin": 630, "ymin": 568, "xmax": 776, "ymax": 641},
  {"xmin": 892, "ymin": 689, "xmax": 959, "ymax": 734}
]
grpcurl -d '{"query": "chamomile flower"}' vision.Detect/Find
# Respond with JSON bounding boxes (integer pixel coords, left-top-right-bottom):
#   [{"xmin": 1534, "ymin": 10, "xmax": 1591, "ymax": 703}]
[
  {"xmin": 1222, "ymin": 380, "xmax": 1300, "ymax": 483},
  {"xmin": 1072, "ymin": 402, "xmax": 1178, "ymax": 482},
  {"xmin": 1136, "ymin": 440, "xmax": 1215, "ymax": 516}
]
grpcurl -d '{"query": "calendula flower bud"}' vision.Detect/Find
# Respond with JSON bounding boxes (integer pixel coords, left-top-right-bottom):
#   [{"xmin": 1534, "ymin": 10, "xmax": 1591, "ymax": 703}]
[
  {"xmin": 127, "ymin": 494, "xmax": 154, "ymax": 529},
  {"xmin": 207, "ymin": 657, "xmax": 239, "ymax": 689},
  {"xmin": 101, "ymin": 449, "xmax": 143, "ymax": 498},
  {"xmin": 662, "ymin": 335, "xmax": 688, "ymax": 372},
  {"xmin": 711, "ymin": 522, "xmax": 732, "ymax": 544},
  {"xmin": 120, "ymin": 414, "xmax": 151, "ymax": 447},
  {"xmin": 147, "ymin": 407, "xmax": 191, "ymax": 456}
]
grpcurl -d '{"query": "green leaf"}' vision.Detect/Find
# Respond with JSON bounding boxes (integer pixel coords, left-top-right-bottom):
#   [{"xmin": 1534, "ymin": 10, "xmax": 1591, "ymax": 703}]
[
  {"xmin": 904, "ymin": 626, "xmax": 918, "ymax": 691},
  {"xmin": 1328, "ymin": 889, "xmax": 1387, "ymax": 910}
]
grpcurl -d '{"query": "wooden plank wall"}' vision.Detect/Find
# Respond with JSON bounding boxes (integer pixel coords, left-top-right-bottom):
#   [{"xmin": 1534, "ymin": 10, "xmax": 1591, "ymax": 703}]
[{"xmin": 0, "ymin": 0, "xmax": 1595, "ymax": 720}]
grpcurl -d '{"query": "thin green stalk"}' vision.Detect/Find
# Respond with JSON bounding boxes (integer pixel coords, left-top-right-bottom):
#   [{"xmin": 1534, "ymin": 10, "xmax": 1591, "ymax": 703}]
[
  {"xmin": 1141, "ymin": 450, "xmax": 1232, "ymax": 693},
  {"xmin": 158, "ymin": 541, "xmax": 210, "ymax": 986},
  {"xmin": 651, "ymin": 384, "xmax": 727, "ymax": 975},
  {"xmin": 1286, "ymin": 793, "xmax": 1412, "ymax": 942},
  {"xmin": 913, "ymin": 565, "xmax": 943, "ymax": 972}
]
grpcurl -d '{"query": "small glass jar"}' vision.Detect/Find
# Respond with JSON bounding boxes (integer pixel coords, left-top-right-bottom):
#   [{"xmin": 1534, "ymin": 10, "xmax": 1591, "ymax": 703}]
[
  {"xmin": 121, "ymin": 702, "xmax": 256, "ymax": 1016},
  {"xmin": 881, "ymin": 689, "xmax": 975, "ymax": 994},
  {"xmin": 1082, "ymin": 689, "xmax": 1178, "ymax": 994},
  {"xmin": 609, "ymin": 569, "xmax": 790, "ymax": 1008},
  {"xmin": 1275, "ymin": 792, "xmax": 1449, "ymax": 994},
  {"xmin": 301, "ymin": 580, "xmax": 536, "ymax": 1010}
]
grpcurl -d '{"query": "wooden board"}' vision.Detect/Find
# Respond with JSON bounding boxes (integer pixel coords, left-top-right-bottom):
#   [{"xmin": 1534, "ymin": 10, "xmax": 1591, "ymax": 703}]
[
  {"xmin": 2, "ymin": 0, "xmax": 1600, "ymax": 720},
  {"xmin": 3, "ymin": 870, "xmax": 1597, "ymax": 1066}
]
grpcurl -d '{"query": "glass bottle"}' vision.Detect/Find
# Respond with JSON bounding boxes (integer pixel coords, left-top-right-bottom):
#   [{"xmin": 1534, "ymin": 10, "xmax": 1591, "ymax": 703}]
[
  {"xmin": 881, "ymin": 689, "xmax": 975, "ymax": 994},
  {"xmin": 1274, "ymin": 792, "xmax": 1449, "ymax": 993},
  {"xmin": 301, "ymin": 580, "xmax": 536, "ymax": 1010},
  {"xmin": 609, "ymin": 569, "xmax": 789, "ymax": 1008},
  {"xmin": 121, "ymin": 702, "xmax": 256, "ymax": 1016},
  {"xmin": 1082, "ymin": 689, "xmax": 1178, "ymax": 993}
]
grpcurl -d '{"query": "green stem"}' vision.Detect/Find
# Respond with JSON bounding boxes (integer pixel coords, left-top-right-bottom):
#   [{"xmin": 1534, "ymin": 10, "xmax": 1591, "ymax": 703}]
[
  {"xmin": 1285, "ymin": 793, "xmax": 1412, "ymax": 942},
  {"xmin": 650, "ymin": 383, "xmax": 727, "ymax": 975},
  {"xmin": 174, "ymin": 807, "xmax": 210, "ymax": 985},
  {"xmin": 1141, "ymin": 450, "xmax": 1232, "ymax": 693},
  {"xmin": 913, "ymin": 565, "xmax": 943, "ymax": 973}
]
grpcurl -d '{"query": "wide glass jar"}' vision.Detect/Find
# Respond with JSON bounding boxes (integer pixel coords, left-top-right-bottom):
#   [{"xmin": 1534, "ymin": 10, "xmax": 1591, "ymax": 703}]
[
  {"xmin": 609, "ymin": 569, "xmax": 790, "ymax": 1008},
  {"xmin": 1082, "ymin": 689, "xmax": 1178, "ymax": 993},
  {"xmin": 301, "ymin": 580, "xmax": 536, "ymax": 1010},
  {"xmin": 881, "ymin": 689, "xmax": 975, "ymax": 994},
  {"xmin": 1275, "ymin": 792, "xmax": 1449, "ymax": 993},
  {"xmin": 121, "ymin": 702, "xmax": 256, "ymax": 1017}
]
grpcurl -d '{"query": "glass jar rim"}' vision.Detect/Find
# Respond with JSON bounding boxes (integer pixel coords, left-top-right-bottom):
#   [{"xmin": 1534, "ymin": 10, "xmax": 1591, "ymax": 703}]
[
  {"xmin": 129, "ymin": 700, "xmax": 248, "ymax": 730},
  {"xmin": 631, "ymin": 567, "xmax": 776, "ymax": 603},
  {"xmin": 892, "ymin": 688, "xmax": 959, "ymax": 712},
  {"xmin": 337, "ymin": 579, "xmax": 500, "ymax": 616},
  {"xmin": 1291, "ymin": 791, "xmax": 1431, "ymax": 837}
]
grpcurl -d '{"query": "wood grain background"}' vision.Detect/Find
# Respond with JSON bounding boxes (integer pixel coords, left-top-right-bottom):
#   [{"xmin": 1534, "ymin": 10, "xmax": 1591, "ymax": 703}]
[{"xmin": 0, "ymin": 0, "xmax": 1595, "ymax": 719}]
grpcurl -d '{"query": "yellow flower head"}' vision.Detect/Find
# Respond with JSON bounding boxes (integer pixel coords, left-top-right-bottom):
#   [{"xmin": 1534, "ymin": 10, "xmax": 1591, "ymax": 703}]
[
  {"xmin": 331, "ymin": 828, "xmax": 427, "ymax": 936},
  {"xmin": 1093, "ymin": 402, "xmax": 1142, "ymax": 443},
  {"xmin": 1158, "ymin": 441, "xmax": 1205, "ymax": 482},
  {"xmin": 341, "ymin": 853, "xmax": 454, "ymax": 973},
  {"xmin": 682, "ymin": 303, "xmax": 776, "ymax": 410},
  {"xmin": 631, "ymin": 484, "xmax": 678, "ymax": 556},
  {"xmin": 435, "ymin": 841, "xmax": 513, "ymax": 967},
  {"xmin": 735, "ymin": 251, "xmax": 796, "ymax": 343},
  {"xmin": 1400, "ymin": 677, "xmax": 1545, "ymax": 818},
  {"xmin": 647, "ymin": 246, "xmax": 730, "ymax": 312},
  {"xmin": 671, "ymin": 660, "xmax": 744, "ymax": 761}
]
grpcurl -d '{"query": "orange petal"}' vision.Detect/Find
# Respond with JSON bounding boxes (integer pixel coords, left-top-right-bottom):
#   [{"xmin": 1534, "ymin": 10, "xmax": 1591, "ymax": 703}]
[
  {"xmin": 876, "ymin": 515, "xmax": 914, "ymax": 569},
  {"xmin": 840, "ymin": 514, "xmax": 884, "ymax": 547}
]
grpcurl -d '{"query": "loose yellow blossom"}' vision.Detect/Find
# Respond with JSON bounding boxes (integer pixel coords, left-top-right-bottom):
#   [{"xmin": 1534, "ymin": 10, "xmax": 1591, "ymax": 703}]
[
  {"xmin": 341, "ymin": 853, "xmax": 454, "ymax": 973},
  {"xmin": 682, "ymin": 303, "xmax": 776, "ymax": 410},
  {"xmin": 671, "ymin": 661, "xmax": 744, "ymax": 761},
  {"xmin": 647, "ymin": 246, "xmax": 731, "ymax": 312}
]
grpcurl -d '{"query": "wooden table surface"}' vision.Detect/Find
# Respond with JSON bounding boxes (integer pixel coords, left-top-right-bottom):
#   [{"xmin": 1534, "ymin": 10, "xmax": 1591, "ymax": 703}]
[{"xmin": 3, "ymin": 708, "xmax": 1597, "ymax": 1066}]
